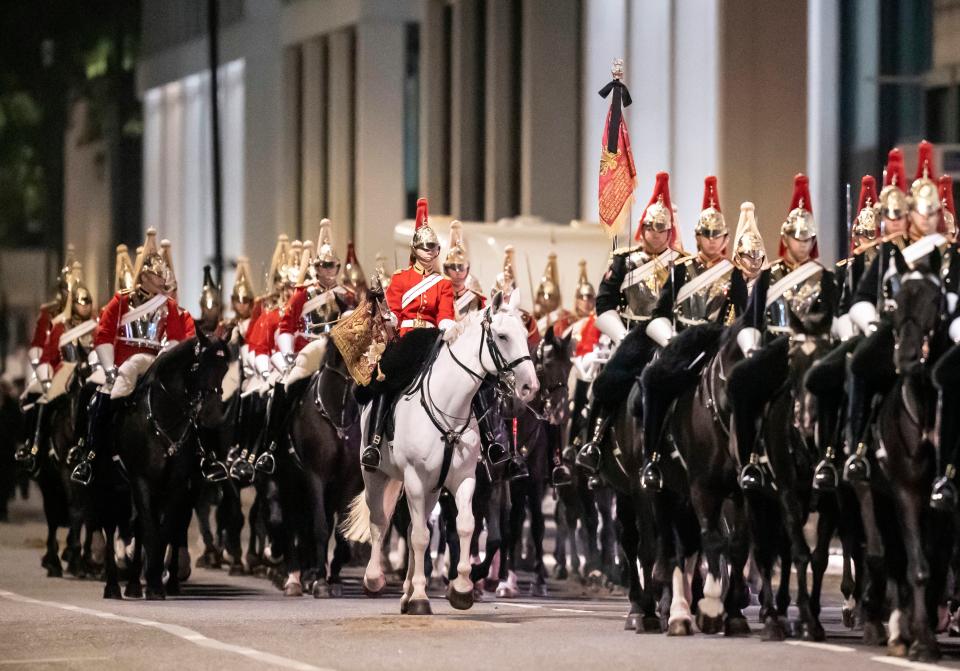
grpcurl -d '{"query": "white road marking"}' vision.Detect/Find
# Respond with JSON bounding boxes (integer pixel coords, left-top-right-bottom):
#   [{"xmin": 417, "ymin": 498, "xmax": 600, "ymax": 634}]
[
  {"xmin": 870, "ymin": 657, "xmax": 948, "ymax": 671},
  {"xmin": 550, "ymin": 607, "xmax": 593, "ymax": 614},
  {"xmin": 785, "ymin": 641, "xmax": 856, "ymax": 653},
  {"xmin": 491, "ymin": 601, "xmax": 542, "ymax": 609},
  {"xmin": 0, "ymin": 589, "xmax": 333, "ymax": 671},
  {"xmin": 0, "ymin": 658, "xmax": 110, "ymax": 665},
  {"xmin": 491, "ymin": 601, "xmax": 595, "ymax": 614}
]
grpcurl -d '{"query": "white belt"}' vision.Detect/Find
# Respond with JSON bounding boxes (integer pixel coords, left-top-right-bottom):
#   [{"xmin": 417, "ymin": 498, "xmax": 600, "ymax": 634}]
[
  {"xmin": 117, "ymin": 337, "xmax": 163, "ymax": 350},
  {"xmin": 401, "ymin": 318, "xmax": 435, "ymax": 329}
]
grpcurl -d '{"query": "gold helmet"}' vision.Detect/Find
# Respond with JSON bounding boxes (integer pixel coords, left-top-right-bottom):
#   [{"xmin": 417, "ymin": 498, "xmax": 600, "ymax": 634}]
[
  {"xmin": 879, "ymin": 148, "xmax": 908, "ymax": 221},
  {"xmin": 910, "ymin": 141, "xmax": 940, "ymax": 217},
  {"xmin": 733, "ymin": 202, "xmax": 766, "ymax": 271},
  {"xmin": 314, "ymin": 218, "xmax": 339, "ymax": 266},
  {"xmin": 160, "ymin": 239, "xmax": 177, "ymax": 293},
  {"xmin": 114, "ymin": 244, "xmax": 136, "ymax": 293},
  {"xmin": 134, "ymin": 228, "xmax": 172, "ymax": 289},
  {"xmin": 200, "ymin": 265, "xmax": 220, "ymax": 312},
  {"xmin": 411, "ymin": 197, "xmax": 439, "ymax": 250},
  {"xmin": 576, "ymin": 259, "xmax": 595, "ymax": 300},
  {"xmin": 444, "ymin": 220, "xmax": 469, "ymax": 268},
  {"xmin": 534, "ymin": 252, "xmax": 562, "ymax": 318},
  {"xmin": 231, "ymin": 256, "xmax": 255, "ymax": 304},
  {"xmin": 340, "ymin": 242, "xmax": 367, "ymax": 294},
  {"xmin": 852, "ymin": 175, "xmax": 880, "ymax": 247},
  {"xmin": 493, "ymin": 245, "xmax": 517, "ymax": 295},
  {"xmin": 296, "ymin": 240, "xmax": 316, "ymax": 284},
  {"xmin": 780, "ymin": 174, "xmax": 817, "ymax": 244},
  {"xmin": 641, "ymin": 172, "xmax": 672, "ymax": 233},
  {"xmin": 696, "ymin": 176, "xmax": 728, "ymax": 238},
  {"xmin": 266, "ymin": 234, "xmax": 291, "ymax": 294},
  {"xmin": 56, "ymin": 262, "xmax": 93, "ymax": 323},
  {"xmin": 284, "ymin": 240, "xmax": 304, "ymax": 286}
]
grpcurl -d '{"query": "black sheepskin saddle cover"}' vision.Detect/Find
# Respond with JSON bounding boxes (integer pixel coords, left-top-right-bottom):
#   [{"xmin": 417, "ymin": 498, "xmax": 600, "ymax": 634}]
[
  {"xmin": 592, "ymin": 326, "xmax": 656, "ymax": 406},
  {"xmin": 640, "ymin": 322, "xmax": 725, "ymax": 413},
  {"xmin": 354, "ymin": 328, "xmax": 442, "ymax": 406}
]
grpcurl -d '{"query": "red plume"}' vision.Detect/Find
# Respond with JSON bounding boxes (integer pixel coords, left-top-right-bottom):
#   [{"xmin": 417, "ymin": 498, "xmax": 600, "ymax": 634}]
[
  {"xmin": 635, "ymin": 172, "xmax": 674, "ymax": 244},
  {"xmin": 858, "ymin": 175, "xmax": 878, "ymax": 210},
  {"xmin": 779, "ymin": 174, "xmax": 818, "ymax": 260},
  {"xmin": 940, "ymin": 175, "xmax": 956, "ymax": 217},
  {"xmin": 915, "ymin": 140, "xmax": 935, "ymax": 181},
  {"xmin": 701, "ymin": 175, "xmax": 721, "ymax": 212},
  {"xmin": 884, "ymin": 148, "xmax": 906, "ymax": 188},
  {"xmin": 415, "ymin": 197, "xmax": 429, "ymax": 230}
]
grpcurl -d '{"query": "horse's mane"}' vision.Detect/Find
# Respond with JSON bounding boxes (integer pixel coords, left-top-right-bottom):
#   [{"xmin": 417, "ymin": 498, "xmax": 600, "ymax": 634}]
[
  {"xmin": 140, "ymin": 337, "xmax": 199, "ymax": 388},
  {"xmin": 444, "ymin": 308, "xmax": 488, "ymax": 343}
]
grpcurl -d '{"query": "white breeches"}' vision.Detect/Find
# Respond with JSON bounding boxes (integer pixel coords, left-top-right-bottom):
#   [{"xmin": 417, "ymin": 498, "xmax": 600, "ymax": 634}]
[
  {"xmin": 222, "ymin": 360, "xmax": 241, "ymax": 401},
  {"xmin": 21, "ymin": 377, "xmax": 42, "ymax": 400},
  {"xmin": 109, "ymin": 353, "xmax": 156, "ymax": 399},
  {"xmin": 284, "ymin": 337, "xmax": 327, "ymax": 388},
  {"xmin": 41, "ymin": 362, "xmax": 77, "ymax": 403}
]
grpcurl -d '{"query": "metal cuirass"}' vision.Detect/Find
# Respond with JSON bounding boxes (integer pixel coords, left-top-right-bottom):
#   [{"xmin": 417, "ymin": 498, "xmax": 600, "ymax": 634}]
[
  {"xmin": 299, "ymin": 284, "xmax": 342, "ymax": 339},
  {"xmin": 119, "ymin": 294, "xmax": 167, "ymax": 350},
  {"xmin": 765, "ymin": 261, "xmax": 825, "ymax": 334},
  {"xmin": 675, "ymin": 259, "xmax": 734, "ymax": 328},
  {"xmin": 621, "ymin": 249, "xmax": 671, "ymax": 323}
]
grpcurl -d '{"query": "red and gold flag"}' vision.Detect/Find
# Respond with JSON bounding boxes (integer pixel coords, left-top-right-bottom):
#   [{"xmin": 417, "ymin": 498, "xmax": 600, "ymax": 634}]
[{"xmin": 597, "ymin": 66, "xmax": 636, "ymax": 238}]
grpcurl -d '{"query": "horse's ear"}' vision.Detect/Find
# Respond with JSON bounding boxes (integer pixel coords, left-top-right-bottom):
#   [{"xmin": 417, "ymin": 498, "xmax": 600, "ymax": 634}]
[
  {"xmin": 196, "ymin": 328, "xmax": 210, "ymax": 349},
  {"xmin": 490, "ymin": 291, "xmax": 503, "ymax": 312},
  {"xmin": 561, "ymin": 329, "xmax": 574, "ymax": 354},
  {"xmin": 506, "ymin": 287, "xmax": 521, "ymax": 312},
  {"xmin": 543, "ymin": 326, "xmax": 556, "ymax": 345}
]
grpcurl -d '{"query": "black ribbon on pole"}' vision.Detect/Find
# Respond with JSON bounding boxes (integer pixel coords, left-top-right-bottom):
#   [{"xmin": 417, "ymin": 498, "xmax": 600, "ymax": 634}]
[{"xmin": 598, "ymin": 79, "xmax": 633, "ymax": 154}]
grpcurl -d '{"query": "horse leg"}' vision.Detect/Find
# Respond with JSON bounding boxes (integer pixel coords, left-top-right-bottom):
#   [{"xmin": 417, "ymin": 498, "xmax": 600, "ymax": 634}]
[
  {"xmin": 447, "ymin": 475, "xmax": 476, "ymax": 610},
  {"xmin": 597, "ymin": 488, "xmax": 618, "ymax": 583},
  {"xmin": 401, "ymin": 476, "xmax": 434, "ymax": 615},
  {"xmin": 328, "ymin": 527, "xmax": 350, "ymax": 597},
  {"xmin": 101, "ymin": 524, "xmax": 122, "ymax": 599},
  {"xmin": 691, "ymin": 483, "xmax": 725, "ymax": 635},
  {"xmin": 748, "ymin": 494, "xmax": 784, "ymax": 640},
  {"xmin": 616, "ymin": 493, "xmax": 643, "ymax": 631},
  {"xmin": 528, "ymin": 476, "xmax": 548, "ymax": 596},
  {"xmin": 221, "ymin": 482, "xmax": 245, "ymax": 574},
  {"xmin": 810, "ymin": 491, "xmax": 838, "ymax": 624},
  {"xmin": 635, "ymin": 491, "xmax": 661, "ymax": 632},
  {"xmin": 307, "ymin": 473, "xmax": 331, "ymax": 598},
  {"xmin": 895, "ymin": 487, "xmax": 939, "ymax": 661},
  {"xmin": 40, "ymin": 486, "xmax": 62, "ymax": 577},
  {"xmin": 837, "ymin": 486, "xmax": 864, "ymax": 628},
  {"xmin": 579, "ymin": 482, "xmax": 601, "ymax": 580},
  {"xmin": 124, "ymin": 523, "xmax": 143, "ymax": 599},
  {"xmin": 132, "ymin": 478, "xmax": 163, "ymax": 599},
  {"xmin": 655, "ymin": 492, "xmax": 692, "ymax": 636},
  {"xmin": 723, "ymin": 494, "xmax": 751, "ymax": 636},
  {"xmin": 363, "ymin": 472, "xmax": 400, "ymax": 596}
]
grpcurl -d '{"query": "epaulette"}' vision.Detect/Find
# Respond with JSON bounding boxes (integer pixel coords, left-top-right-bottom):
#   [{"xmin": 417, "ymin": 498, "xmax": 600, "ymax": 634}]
[
  {"xmin": 852, "ymin": 237, "xmax": 883, "ymax": 256},
  {"xmin": 611, "ymin": 244, "xmax": 640, "ymax": 256},
  {"xmin": 835, "ymin": 258, "xmax": 848, "ymax": 268},
  {"xmin": 393, "ymin": 268, "xmax": 404, "ymax": 275},
  {"xmin": 119, "ymin": 288, "xmax": 135, "ymax": 296}
]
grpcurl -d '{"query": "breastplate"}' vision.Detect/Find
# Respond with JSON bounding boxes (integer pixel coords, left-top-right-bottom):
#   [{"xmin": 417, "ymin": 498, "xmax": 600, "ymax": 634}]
[
  {"xmin": 622, "ymin": 250, "xmax": 670, "ymax": 322},
  {"xmin": 119, "ymin": 296, "xmax": 167, "ymax": 349},
  {"xmin": 299, "ymin": 285, "xmax": 341, "ymax": 339},
  {"xmin": 675, "ymin": 260, "xmax": 733, "ymax": 327},
  {"xmin": 766, "ymin": 262, "xmax": 824, "ymax": 332}
]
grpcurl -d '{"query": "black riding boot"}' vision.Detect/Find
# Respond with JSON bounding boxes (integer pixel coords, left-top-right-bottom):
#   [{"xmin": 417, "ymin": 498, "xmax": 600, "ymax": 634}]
[
  {"xmin": 253, "ymin": 384, "xmax": 288, "ymax": 474},
  {"xmin": 473, "ymin": 383, "xmax": 507, "ymax": 465},
  {"xmin": 640, "ymin": 383, "xmax": 673, "ymax": 492},
  {"xmin": 556, "ymin": 381, "xmax": 589, "ymax": 486},
  {"xmin": 575, "ymin": 402, "xmax": 606, "ymax": 475},
  {"xmin": 806, "ymin": 344, "xmax": 850, "ymax": 492},
  {"xmin": 932, "ymin": 390, "xmax": 960, "ymax": 511},
  {"xmin": 71, "ymin": 391, "xmax": 111, "ymax": 486},
  {"xmin": 731, "ymin": 361, "xmax": 764, "ymax": 493},
  {"xmin": 361, "ymin": 394, "xmax": 389, "ymax": 471},
  {"xmin": 842, "ymin": 373, "xmax": 872, "ymax": 483},
  {"xmin": 15, "ymin": 396, "xmax": 42, "ymax": 473},
  {"xmin": 230, "ymin": 393, "xmax": 260, "ymax": 482}
]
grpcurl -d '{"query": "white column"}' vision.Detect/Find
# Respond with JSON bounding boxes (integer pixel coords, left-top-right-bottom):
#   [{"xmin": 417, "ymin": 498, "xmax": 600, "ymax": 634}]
[
  {"xmin": 143, "ymin": 88, "xmax": 164, "ymax": 235},
  {"xmin": 484, "ymin": 0, "xmax": 518, "ymax": 221},
  {"xmin": 672, "ymin": 0, "xmax": 719, "ymax": 252},
  {"xmin": 355, "ymin": 20, "xmax": 407, "ymax": 272},
  {"xmin": 520, "ymin": 0, "xmax": 579, "ymax": 223},
  {"xmin": 327, "ymin": 28, "xmax": 355, "ymax": 260},
  {"xmin": 580, "ymin": 0, "xmax": 627, "ymax": 223},
  {"xmin": 280, "ymin": 45, "xmax": 301, "ymax": 239},
  {"xmin": 419, "ymin": 0, "xmax": 448, "ymax": 212},
  {"xmin": 808, "ymin": 0, "xmax": 841, "ymax": 263},
  {"xmin": 162, "ymin": 83, "xmax": 184, "ymax": 253},
  {"xmin": 450, "ymin": 0, "xmax": 482, "ymax": 221},
  {"xmin": 301, "ymin": 38, "xmax": 326, "ymax": 244},
  {"xmin": 221, "ymin": 59, "xmax": 246, "ymax": 268}
]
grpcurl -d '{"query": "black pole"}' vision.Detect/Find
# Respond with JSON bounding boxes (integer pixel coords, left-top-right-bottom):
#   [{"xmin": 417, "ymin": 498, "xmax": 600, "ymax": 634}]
[{"xmin": 207, "ymin": 0, "xmax": 224, "ymax": 286}]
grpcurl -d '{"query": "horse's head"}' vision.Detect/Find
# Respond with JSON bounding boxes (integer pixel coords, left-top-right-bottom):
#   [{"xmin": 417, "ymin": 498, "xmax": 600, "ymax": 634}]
[
  {"xmin": 185, "ymin": 330, "xmax": 231, "ymax": 426},
  {"xmin": 481, "ymin": 289, "xmax": 539, "ymax": 404},
  {"xmin": 892, "ymin": 270, "xmax": 944, "ymax": 376},
  {"xmin": 536, "ymin": 327, "xmax": 573, "ymax": 425}
]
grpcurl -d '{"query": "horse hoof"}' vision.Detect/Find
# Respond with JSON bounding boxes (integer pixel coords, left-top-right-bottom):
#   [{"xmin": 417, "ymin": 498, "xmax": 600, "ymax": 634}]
[
  {"xmin": 909, "ymin": 639, "xmax": 941, "ymax": 662},
  {"xmin": 329, "ymin": 582, "xmax": 343, "ymax": 598},
  {"xmin": 362, "ymin": 574, "xmax": 386, "ymax": 597},
  {"xmin": 495, "ymin": 583, "xmax": 518, "ymax": 599},
  {"xmin": 103, "ymin": 583, "xmax": 122, "ymax": 600},
  {"xmin": 842, "ymin": 607, "xmax": 856, "ymax": 630},
  {"xmin": 447, "ymin": 586, "xmax": 474, "ymax": 611},
  {"xmin": 404, "ymin": 599, "xmax": 432, "ymax": 616},
  {"xmin": 313, "ymin": 582, "xmax": 330, "ymax": 598},
  {"xmin": 887, "ymin": 639, "xmax": 908, "ymax": 658},
  {"xmin": 165, "ymin": 582, "xmax": 181, "ymax": 597},
  {"xmin": 45, "ymin": 563, "xmax": 63, "ymax": 578},
  {"xmin": 483, "ymin": 578, "xmax": 499, "ymax": 592},
  {"xmin": 284, "ymin": 582, "xmax": 303, "ymax": 597},
  {"xmin": 696, "ymin": 612, "xmax": 724, "ymax": 635},
  {"xmin": 228, "ymin": 563, "xmax": 246, "ymax": 577},
  {"xmin": 145, "ymin": 587, "xmax": 165, "ymax": 601},
  {"xmin": 667, "ymin": 618, "xmax": 693, "ymax": 636},
  {"xmin": 637, "ymin": 615, "xmax": 663, "ymax": 634},
  {"xmin": 863, "ymin": 620, "xmax": 887, "ymax": 646},
  {"xmin": 529, "ymin": 582, "xmax": 548, "ymax": 598},
  {"xmin": 724, "ymin": 616, "xmax": 751, "ymax": 637},
  {"xmin": 802, "ymin": 621, "xmax": 826, "ymax": 642},
  {"xmin": 761, "ymin": 616, "xmax": 786, "ymax": 642},
  {"xmin": 124, "ymin": 582, "xmax": 142, "ymax": 599},
  {"xmin": 625, "ymin": 613, "xmax": 640, "ymax": 631},
  {"xmin": 554, "ymin": 566, "xmax": 569, "ymax": 581}
]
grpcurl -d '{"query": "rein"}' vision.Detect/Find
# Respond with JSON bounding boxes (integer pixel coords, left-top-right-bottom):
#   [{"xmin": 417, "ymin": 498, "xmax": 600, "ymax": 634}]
[{"xmin": 145, "ymin": 379, "xmax": 198, "ymax": 457}]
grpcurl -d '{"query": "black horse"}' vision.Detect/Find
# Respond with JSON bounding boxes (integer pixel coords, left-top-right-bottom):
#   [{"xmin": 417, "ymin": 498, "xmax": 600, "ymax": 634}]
[
  {"xmin": 109, "ymin": 332, "xmax": 230, "ymax": 599},
  {"xmin": 274, "ymin": 344, "xmax": 362, "ymax": 597}
]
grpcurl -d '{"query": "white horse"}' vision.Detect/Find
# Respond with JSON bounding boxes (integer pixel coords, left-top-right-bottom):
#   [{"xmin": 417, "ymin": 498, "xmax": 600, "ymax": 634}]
[{"xmin": 342, "ymin": 289, "xmax": 538, "ymax": 614}]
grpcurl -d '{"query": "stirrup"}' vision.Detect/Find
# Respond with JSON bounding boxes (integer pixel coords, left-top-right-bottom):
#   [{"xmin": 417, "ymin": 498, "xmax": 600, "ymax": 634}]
[
  {"xmin": 586, "ymin": 475, "xmax": 602, "ymax": 490},
  {"xmin": 201, "ymin": 456, "xmax": 229, "ymax": 483},
  {"xmin": 361, "ymin": 445, "xmax": 381, "ymax": 472},
  {"xmin": 812, "ymin": 447, "xmax": 838, "ymax": 492},
  {"xmin": 552, "ymin": 464, "xmax": 572, "ymax": 487},
  {"xmin": 485, "ymin": 441, "xmax": 508, "ymax": 465},
  {"xmin": 575, "ymin": 443, "xmax": 602, "ymax": 474},
  {"xmin": 640, "ymin": 457, "xmax": 663, "ymax": 492},
  {"xmin": 739, "ymin": 455, "xmax": 764, "ymax": 492},
  {"xmin": 254, "ymin": 450, "xmax": 276, "ymax": 474},
  {"xmin": 842, "ymin": 444, "xmax": 870, "ymax": 483},
  {"xmin": 230, "ymin": 458, "xmax": 255, "ymax": 482},
  {"xmin": 561, "ymin": 444, "xmax": 578, "ymax": 464},
  {"xmin": 66, "ymin": 444, "xmax": 82, "ymax": 466},
  {"xmin": 71, "ymin": 460, "xmax": 93, "ymax": 486},
  {"xmin": 930, "ymin": 474, "xmax": 958, "ymax": 512},
  {"xmin": 507, "ymin": 455, "xmax": 529, "ymax": 481}
]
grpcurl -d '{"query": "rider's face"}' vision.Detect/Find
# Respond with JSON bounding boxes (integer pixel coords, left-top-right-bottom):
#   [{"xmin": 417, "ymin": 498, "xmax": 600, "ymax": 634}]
[
  {"xmin": 414, "ymin": 244, "xmax": 440, "ymax": 268},
  {"xmin": 575, "ymin": 295, "xmax": 595, "ymax": 318},
  {"xmin": 909, "ymin": 211, "xmax": 940, "ymax": 238},
  {"xmin": 643, "ymin": 227, "xmax": 670, "ymax": 254},
  {"xmin": 698, "ymin": 234, "xmax": 727, "ymax": 261},
  {"xmin": 316, "ymin": 262, "xmax": 339, "ymax": 287},
  {"xmin": 233, "ymin": 299, "xmax": 252, "ymax": 319},
  {"xmin": 74, "ymin": 302, "xmax": 93, "ymax": 320},
  {"xmin": 883, "ymin": 215, "xmax": 907, "ymax": 238},
  {"xmin": 445, "ymin": 264, "xmax": 468, "ymax": 289},
  {"xmin": 140, "ymin": 271, "xmax": 166, "ymax": 296},
  {"xmin": 784, "ymin": 236, "xmax": 813, "ymax": 264}
]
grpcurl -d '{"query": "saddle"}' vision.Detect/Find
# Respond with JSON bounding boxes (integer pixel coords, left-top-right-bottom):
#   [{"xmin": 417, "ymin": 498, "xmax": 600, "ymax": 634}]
[{"xmin": 381, "ymin": 331, "xmax": 447, "ymax": 444}]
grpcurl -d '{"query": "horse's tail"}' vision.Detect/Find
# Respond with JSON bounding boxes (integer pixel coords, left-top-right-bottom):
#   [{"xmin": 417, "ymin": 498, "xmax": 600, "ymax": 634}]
[{"xmin": 340, "ymin": 493, "xmax": 371, "ymax": 543}]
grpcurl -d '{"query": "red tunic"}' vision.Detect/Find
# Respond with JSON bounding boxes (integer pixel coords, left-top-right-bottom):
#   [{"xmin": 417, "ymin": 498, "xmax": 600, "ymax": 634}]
[
  {"xmin": 40, "ymin": 322, "xmax": 65, "ymax": 370},
  {"xmin": 574, "ymin": 314, "xmax": 601, "ymax": 356},
  {"xmin": 248, "ymin": 307, "xmax": 281, "ymax": 357},
  {"xmin": 386, "ymin": 265, "xmax": 455, "ymax": 336},
  {"xmin": 94, "ymin": 292, "xmax": 190, "ymax": 366},
  {"xmin": 29, "ymin": 309, "xmax": 53, "ymax": 350}
]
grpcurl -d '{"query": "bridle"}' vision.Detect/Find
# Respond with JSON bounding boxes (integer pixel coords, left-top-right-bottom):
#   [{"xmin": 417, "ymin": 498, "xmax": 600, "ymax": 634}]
[{"xmin": 447, "ymin": 308, "xmax": 532, "ymax": 389}]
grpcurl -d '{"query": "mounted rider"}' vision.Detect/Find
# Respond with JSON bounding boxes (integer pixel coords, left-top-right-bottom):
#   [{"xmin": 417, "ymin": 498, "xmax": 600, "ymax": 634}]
[
  {"xmin": 71, "ymin": 228, "xmax": 195, "ymax": 485},
  {"xmin": 360, "ymin": 197, "xmax": 455, "ymax": 471},
  {"xmin": 805, "ymin": 174, "xmax": 881, "ymax": 491},
  {"xmin": 574, "ymin": 171, "xmax": 685, "ymax": 475},
  {"xmin": 640, "ymin": 178, "xmax": 760, "ymax": 491},
  {"xmin": 845, "ymin": 141, "xmax": 945, "ymax": 485},
  {"xmin": 732, "ymin": 174, "xmax": 837, "ymax": 492},
  {"xmin": 196, "ymin": 265, "xmax": 222, "ymax": 337},
  {"xmin": 23, "ymin": 247, "xmax": 77, "ymax": 403},
  {"xmin": 940, "ymin": 174, "xmax": 956, "ymax": 242},
  {"xmin": 218, "ymin": 256, "xmax": 255, "ymax": 402},
  {"xmin": 534, "ymin": 253, "xmax": 574, "ymax": 338}
]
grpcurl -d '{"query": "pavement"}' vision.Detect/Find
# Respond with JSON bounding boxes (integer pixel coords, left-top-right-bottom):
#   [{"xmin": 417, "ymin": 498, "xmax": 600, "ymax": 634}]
[{"xmin": 2, "ymin": 485, "xmax": 960, "ymax": 671}]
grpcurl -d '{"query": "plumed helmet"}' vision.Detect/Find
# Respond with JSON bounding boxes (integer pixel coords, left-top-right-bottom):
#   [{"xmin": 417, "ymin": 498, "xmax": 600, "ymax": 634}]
[
  {"xmin": 576, "ymin": 259, "xmax": 595, "ymax": 300},
  {"xmin": 267, "ymin": 234, "xmax": 291, "ymax": 293},
  {"xmin": 779, "ymin": 174, "xmax": 819, "ymax": 259},
  {"xmin": 733, "ymin": 202, "xmax": 766, "ymax": 270},
  {"xmin": 134, "ymin": 228, "xmax": 172, "ymax": 290},
  {"xmin": 444, "ymin": 221, "xmax": 469, "ymax": 267},
  {"xmin": 940, "ymin": 174, "xmax": 956, "ymax": 237},
  {"xmin": 231, "ymin": 256, "xmax": 255, "ymax": 304},
  {"xmin": 314, "ymin": 218, "xmax": 339, "ymax": 266},
  {"xmin": 852, "ymin": 175, "xmax": 880, "ymax": 247},
  {"xmin": 411, "ymin": 197, "xmax": 439, "ymax": 249},
  {"xmin": 200, "ymin": 265, "xmax": 221, "ymax": 312},
  {"xmin": 696, "ymin": 176, "xmax": 728, "ymax": 238},
  {"xmin": 114, "ymin": 244, "xmax": 136, "ymax": 293},
  {"xmin": 284, "ymin": 240, "xmax": 304, "ymax": 286},
  {"xmin": 339, "ymin": 242, "xmax": 367, "ymax": 294},
  {"xmin": 910, "ymin": 140, "xmax": 941, "ymax": 217},
  {"xmin": 534, "ymin": 252, "xmax": 562, "ymax": 318},
  {"xmin": 879, "ymin": 148, "xmax": 908, "ymax": 220}
]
